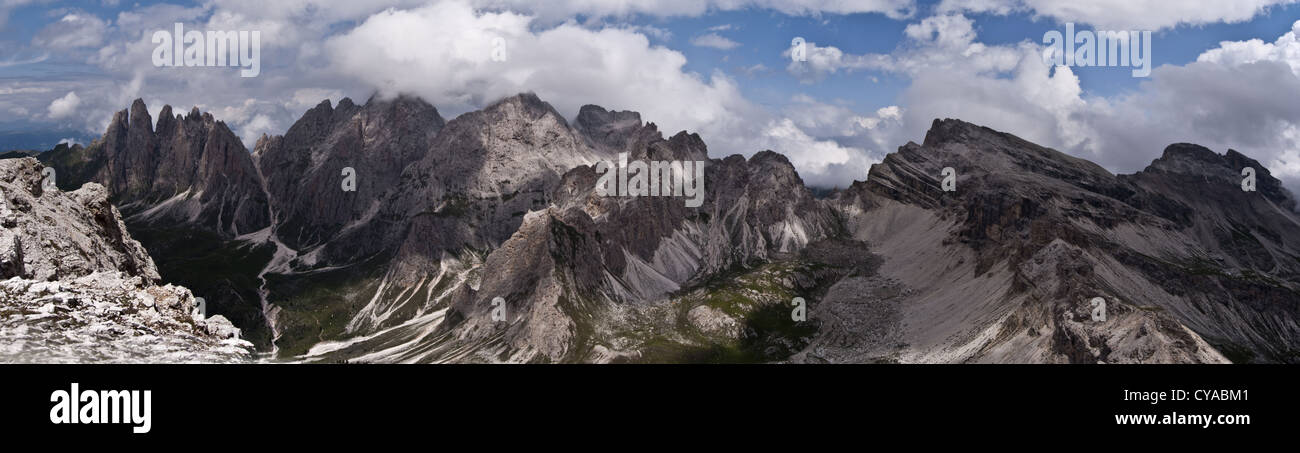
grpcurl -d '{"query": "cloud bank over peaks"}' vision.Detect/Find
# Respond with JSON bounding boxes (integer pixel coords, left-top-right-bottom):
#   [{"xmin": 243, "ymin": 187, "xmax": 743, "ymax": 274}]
[
  {"xmin": 9, "ymin": 0, "xmax": 1300, "ymax": 194},
  {"xmin": 799, "ymin": 11, "xmax": 1300, "ymax": 192},
  {"xmin": 323, "ymin": 0, "xmax": 870, "ymax": 187}
]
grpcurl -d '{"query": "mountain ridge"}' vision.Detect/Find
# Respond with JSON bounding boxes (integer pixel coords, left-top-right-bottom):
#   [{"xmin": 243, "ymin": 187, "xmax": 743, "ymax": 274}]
[{"xmin": 12, "ymin": 95, "xmax": 1299, "ymax": 363}]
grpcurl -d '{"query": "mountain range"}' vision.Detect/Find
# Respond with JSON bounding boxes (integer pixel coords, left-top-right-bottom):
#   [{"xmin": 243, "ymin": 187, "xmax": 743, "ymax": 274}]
[{"xmin": 8, "ymin": 92, "xmax": 1299, "ymax": 363}]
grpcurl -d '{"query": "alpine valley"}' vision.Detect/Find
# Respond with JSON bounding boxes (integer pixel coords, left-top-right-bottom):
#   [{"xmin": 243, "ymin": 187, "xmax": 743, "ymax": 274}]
[{"xmin": 6, "ymin": 92, "xmax": 1299, "ymax": 363}]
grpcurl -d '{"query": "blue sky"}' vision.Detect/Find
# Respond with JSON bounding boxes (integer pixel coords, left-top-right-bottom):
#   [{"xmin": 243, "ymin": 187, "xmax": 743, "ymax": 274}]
[
  {"xmin": 653, "ymin": 1, "xmax": 1300, "ymax": 105},
  {"xmin": 2, "ymin": 0, "xmax": 1300, "ymax": 190},
  {"xmin": 667, "ymin": 9, "xmax": 911, "ymax": 108}
]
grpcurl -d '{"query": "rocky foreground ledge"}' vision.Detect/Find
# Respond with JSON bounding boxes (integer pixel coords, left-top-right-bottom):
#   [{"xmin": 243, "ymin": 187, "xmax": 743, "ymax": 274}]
[
  {"xmin": 0, "ymin": 273, "xmax": 252, "ymax": 363},
  {"xmin": 0, "ymin": 157, "xmax": 253, "ymax": 362}
]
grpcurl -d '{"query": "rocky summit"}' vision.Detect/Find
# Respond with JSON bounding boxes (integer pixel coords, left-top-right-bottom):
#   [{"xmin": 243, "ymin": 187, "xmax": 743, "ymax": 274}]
[
  {"xmin": 826, "ymin": 119, "xmax": 1299, "ymax": 363},
  {"xmin": 13, "ymin": 95, "xmax": 1300, "ymax": 364},
  {"xmin": 41, "ymin": 99, "xmax": 270, "ymax": 238},
  {"xmin": 0, "ymin": 157, "xmax": 253, "ymax": 363}
]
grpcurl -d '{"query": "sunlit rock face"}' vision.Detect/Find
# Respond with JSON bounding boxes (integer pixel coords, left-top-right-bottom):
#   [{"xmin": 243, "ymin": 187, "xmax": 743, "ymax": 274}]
[{"xmin": 0, "ymin": 157, "xmax": 254, "ymax": 363}]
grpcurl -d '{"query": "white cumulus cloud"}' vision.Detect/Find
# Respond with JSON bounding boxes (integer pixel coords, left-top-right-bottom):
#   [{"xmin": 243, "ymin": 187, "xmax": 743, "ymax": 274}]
[
  {"xmin": 691, "ymin": 33, "xmax": 741, "ymax": 50},
  {"xmin": 33, "ymin": 12, "xmax": 109, "ymax": 50},
  {"xmin": 47, "ymin": 91, "xmax": 81, "ymax": 119}
]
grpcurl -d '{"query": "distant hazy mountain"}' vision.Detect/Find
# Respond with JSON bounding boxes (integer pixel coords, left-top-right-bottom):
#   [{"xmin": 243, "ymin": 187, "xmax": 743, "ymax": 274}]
[{"xmin": 0, "ymin": 122, "xmax": 96, "ymax": 154}]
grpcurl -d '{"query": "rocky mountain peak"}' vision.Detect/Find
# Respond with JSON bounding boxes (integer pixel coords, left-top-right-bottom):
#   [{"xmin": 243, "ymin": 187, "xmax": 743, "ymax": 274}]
[
  {"xmin": 310, "ymin": 98, "xmax": 335, "ymax": 115},
  {"xmin": 922, "ymin": 118, "xmax": 988, "ymax": 148},
  {"xmin": 253, "ymin": 92, "xmax": 445, "ymax": 257},
  {"xmin": 919, "ymin": 118, "xmax": 1071, "ymax": 167},
  {"xmin": 276, "ymin": 99, "xmax": 344, "ymax": 146},
  {"xmin": 480, "ymin": 92, "xmax": 568, "ymax": 126},
  {"xmin": 1159, "ymin": 142, "xmax": 1220, "ymax": 163},
  {"xmin": 576, "ymin": 104, "xmax": 663, "ymax": 154},
  {"xmin": 1149, "ymin": 143, "xmax": 1270, "ymax": 178},
  {"xmin": 129, "ymin": 98, "xmax": 153, "ymax": 134},
  {"xmin": 363, "ymin": 92, "xmax": 435, "ymax": 110},
  {"xmin": 747, "ymin": 149, "xmax": 790, "ymax": 166},
  {"xmin": 1145, "ymin": 143, "xmax": 1246, "ymax": 178},
  {"xmin": 1140, "ymin": 144, "xmax": 1295, "ymax": 208},
  {"xmin": 39, "ymin": 99, "xmax": 271, "ymax": 238},
  {"xmin": 156, "ymin": 105, "xmax": 175, "ymax": 134},
  {"xmin": 361, "ymin": 93, "xmax": 445, "ymax": 135},
  {"xmin": 665, "ymin": 131, "xmax": 707, "ymax": 158},
  {"xmin": 575, "ymin": 104, "xmax": 642, "ymax": 137},
  {"xmin": 742, "ymin": 150, "xmax": 808, "ymax": 187},
  {"xmin": 188, "ymin": 109, "xmax": 216, "ymax": 124}
]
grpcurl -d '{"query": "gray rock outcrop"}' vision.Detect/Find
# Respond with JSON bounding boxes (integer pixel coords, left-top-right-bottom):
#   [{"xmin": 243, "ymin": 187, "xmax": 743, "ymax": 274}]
[{"xmin": 0, "ymin": 157, "xmax": 254, "ymax": 362}]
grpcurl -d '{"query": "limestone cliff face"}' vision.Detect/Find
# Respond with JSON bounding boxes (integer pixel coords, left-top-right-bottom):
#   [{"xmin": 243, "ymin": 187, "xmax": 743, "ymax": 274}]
[
  {"xmin": 43, "ymin": 99, "xmax": 270, "ymax": 238},
  {"xmin": 382, "ymin": 93, "xmax": 609, "ymax": 277},
  {"xmin": 254, "ymin": 95, "xmax": 445, "ymax": 261}
]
